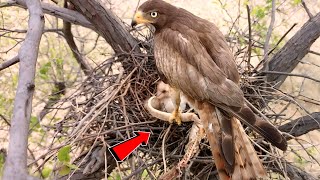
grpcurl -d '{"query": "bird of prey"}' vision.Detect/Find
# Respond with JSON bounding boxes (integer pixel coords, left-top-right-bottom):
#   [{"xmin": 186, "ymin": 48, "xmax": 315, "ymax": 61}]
[{"xmin": 132, "ymin": 0, "xmax": 287, "ymax": 179}]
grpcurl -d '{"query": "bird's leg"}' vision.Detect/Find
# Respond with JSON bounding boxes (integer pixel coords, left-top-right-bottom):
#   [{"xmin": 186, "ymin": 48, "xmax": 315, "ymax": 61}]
[{"xmin": 169, "ymin": 88, "xmax": 182, "ymax": 125}]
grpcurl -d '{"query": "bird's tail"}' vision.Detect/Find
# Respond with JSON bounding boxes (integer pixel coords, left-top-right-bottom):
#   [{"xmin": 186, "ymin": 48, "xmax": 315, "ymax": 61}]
[
  {"xmin": 198, "ymin": 102, "xmax": 231, "ymax": 180},
  {"xmin": 198, "ymin": 102, "xmax": 267, "ymax": 180},
  {"xmin": 231, "ymin": 116, "xmax": 267, "ymax": 179},
  {"xmin": 228, "ymin": 104, "xmax": 287, "ymax": 151}
]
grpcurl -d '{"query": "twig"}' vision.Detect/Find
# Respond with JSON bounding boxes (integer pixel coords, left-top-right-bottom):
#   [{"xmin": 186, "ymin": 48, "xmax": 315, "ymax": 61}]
[
  {"xmin": 0, "ymin": 114, "xmax": 11, "ymax": 126},
  {"xmin": 267, "ymin": 23, "xmax": 297, "ymax": 55},
  {"xmin": 0, "ymin": 0, "xmax": 16, "ymax": 8},
  {"xmin": 261, "ymin": 71, "xmax": 320, "ymax": 83},
  {"xmin": 7, "ymin": 0, "xmax": 95, "ymax": 30},
  {"xmin": 0, "ymin": 55, "xmax": 19, "ymax": 71},
  {"xmin": 162, "ymin": 124, "xmax": 172, "ymax": 173},
  {"xmin": 263, "ymin": 0, "xmax": 276, "ymax": 71},
  {"xmin": 246, "ymin": 5, "xmax": 252, "ymax": 72},
  {"xmin": 0, "ymin": 28, "xmax": 62, "ymax": 33},
  {"xmin": 301, "ymin": 0, "xmax": 313, "ymax": 19},
  {"xmin": 309, "ymin": 50, "xmax": 320, "ymax": 56},
  {"xmin": 123, "ymin": 159, "xmax": 163, "ymax": 180}
]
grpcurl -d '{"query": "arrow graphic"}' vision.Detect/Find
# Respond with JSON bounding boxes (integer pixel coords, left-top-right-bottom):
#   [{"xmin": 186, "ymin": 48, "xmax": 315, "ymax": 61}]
[{"xmin": 109, "ymin": 131, "xmax": 150, "ymax": 161}]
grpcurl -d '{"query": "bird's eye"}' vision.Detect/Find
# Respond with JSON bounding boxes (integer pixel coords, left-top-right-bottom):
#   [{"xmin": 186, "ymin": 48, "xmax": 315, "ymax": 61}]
[
  {"xmin": 162, "ymin": 90, "xmax": 166, "ymax": 93},
  {"xmin": 150, "ymin": 11, "xmax": 158, "ymax": 18}
]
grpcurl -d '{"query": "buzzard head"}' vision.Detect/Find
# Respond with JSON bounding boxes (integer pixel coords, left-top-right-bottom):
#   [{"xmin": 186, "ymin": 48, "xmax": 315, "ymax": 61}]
[{"xmin": 131, "ymin": 0, "xmax": 176, "ymax": 30}]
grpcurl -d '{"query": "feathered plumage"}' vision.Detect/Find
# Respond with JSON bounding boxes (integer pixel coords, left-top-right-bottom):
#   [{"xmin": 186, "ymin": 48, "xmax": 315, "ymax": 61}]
[{"xmin": 132, "ymin": 1, "xmax": 287, "ymax": 179}]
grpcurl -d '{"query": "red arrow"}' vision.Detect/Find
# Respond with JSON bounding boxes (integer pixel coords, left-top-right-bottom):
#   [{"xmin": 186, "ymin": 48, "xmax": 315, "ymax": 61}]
[{"xmin": 109, "ymin": 131, "xmax": 150, "ymax": 161}]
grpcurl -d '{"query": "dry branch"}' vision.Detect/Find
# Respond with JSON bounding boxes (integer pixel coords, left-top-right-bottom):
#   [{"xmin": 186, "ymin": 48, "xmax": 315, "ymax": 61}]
[
  {"xmin": 279, "ymin": 112, "xmax": 320, "ymax": 140},
  {"xmin": 0, "ymin": 55, "xmax": 19, "ymax": 71},
  {"xmin": 2, "ymin": 0, "xmax": 44, "ymax": 179},
  {"xmin": 272, "ymin": 162, "xmax": 318, "ymax": 180},
  {"xmin": 263, "ymin": 0, "xmax": 276, "ymax": 72},
  {"xmin": 69, "ymin": 0, "xmax": 139, "ymax": 54},
  {"xmin": 301, "ymin": 0, "xmax": 313, "ymax": 19},
  {"xmin": 261, "ymin": 71, "xmax": 320, "ymax": 83},
  {"xmin": 4, "ymin": 0, "xmax": 95, "ymax": 30},
  {"xmin": 264, "ymin": 12, "xmax": 320, "ymax": 87},
  {"xmin": 62, "ymin": 1, "xmax": 92, "ymax": 75}
]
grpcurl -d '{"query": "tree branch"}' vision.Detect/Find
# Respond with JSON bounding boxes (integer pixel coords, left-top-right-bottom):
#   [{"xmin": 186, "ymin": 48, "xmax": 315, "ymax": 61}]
[
  {"xmin": 263, "ymin": 12, "xmax": 320, "ymax": 87},
  {"xmin": 279, "ymin": 112, "xmax": 320, "ymax": 140},
  {"xmin": 301, "ymin": 0, "xmax": 313, "ymax": 19},
  {"xmin": 271, "ymin": 161, "xmax": 318, "ymax": 180},
  {"xmin": 263, "ymin": 0, "xmax": 276, "ymax": 71},
  {"xmin": 309, "ymin": 50, "xmax": 320, "ymax": 56},
  {"xmin": 246, "ymin": 5, "xmax": 252, "ymax": 72},
  {"xmin": 285, "ymin": 163, "xmax": 317, "ymax": 180},
  {"xmin": 62, "ymin": 1, "xmax": 92, "ymax": 76},
  {"xmin": 261, "ymin": 71, "xmax": 320, "ymax": 83},
  {"xmin": 0, "ymin": 0, "xmax": 16, "ymax": 8},
  {"xmin": 0, "ymin": 113, "xmax": 11, "ymax": 126},
  {"xmin": 4, "ymin": 0, "xmax": 95, "ymax": 30},
  {"xmin": 2, "ymin": 0, "xmax": 44, "ymax": 179},
  {"xmin": 0, "ymin": 55, "xmax": 19, "ymax": 71},
  {"xmin": 69, "ymin": 0, "xmax": 139, "ymax": 54}
]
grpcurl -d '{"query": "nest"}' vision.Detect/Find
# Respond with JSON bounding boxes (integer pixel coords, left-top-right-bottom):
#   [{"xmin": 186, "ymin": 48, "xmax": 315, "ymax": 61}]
[{"xmin": 51, "ymin": 37, "xmax": 290, "ymax": 179}]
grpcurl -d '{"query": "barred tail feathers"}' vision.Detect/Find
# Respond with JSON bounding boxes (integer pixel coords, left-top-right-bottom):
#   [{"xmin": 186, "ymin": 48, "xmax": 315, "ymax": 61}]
[
  {"xmin": 198, "ymin": 103, "xmax": 231, "ymax": 180},
  {"xmin": 198, "ymin": 103, "xmax": 267, "ymax": 180},
  {"xmin": 231, "ymin": 118, "xmax": 267, "ymax": 179}
]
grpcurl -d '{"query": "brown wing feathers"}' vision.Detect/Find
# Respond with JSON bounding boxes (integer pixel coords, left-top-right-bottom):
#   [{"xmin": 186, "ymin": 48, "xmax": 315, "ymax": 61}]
[
  {"xmin": 194, "ymin": 12, "xmax": 287, "ymax": 151},
  {"xmin": 224, "ymin": 104, "xmax": 287, "ymax": 151},
  {"xmin": 134, "ymin": 0, "xmax": 287, "ymax": 178}
]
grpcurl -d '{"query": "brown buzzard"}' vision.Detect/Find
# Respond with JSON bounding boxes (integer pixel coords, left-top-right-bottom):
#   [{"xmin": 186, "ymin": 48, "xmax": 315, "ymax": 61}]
[{"xmin": 132, "ymin": 0, "xmax": 287, "ymax": 179}]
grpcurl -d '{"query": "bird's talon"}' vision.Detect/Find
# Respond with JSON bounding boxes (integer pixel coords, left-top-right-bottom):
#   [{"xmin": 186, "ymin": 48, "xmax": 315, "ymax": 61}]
[
  {"xmin": 175, "ymin": 113, "xmax": 182, "ymax": 125},
  {"xmin": 168, "ymin": 117, "xmax": 174, "ymax": 124},
  {"xmin": 169, "ymin": 110, "xmax": 182, "ymax": 125}
]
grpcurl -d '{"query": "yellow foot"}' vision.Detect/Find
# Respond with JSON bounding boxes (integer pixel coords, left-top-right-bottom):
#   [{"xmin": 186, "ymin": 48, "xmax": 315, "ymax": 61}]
[{"xmin": 169, "ymin": 110, "xmax": 182, "ymax": 125}]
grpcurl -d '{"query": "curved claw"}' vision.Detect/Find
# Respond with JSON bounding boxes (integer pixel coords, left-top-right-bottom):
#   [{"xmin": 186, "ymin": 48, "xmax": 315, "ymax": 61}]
[{"xmin": 169, "ymin": 108, "xmax": 182, "ymax": 125}]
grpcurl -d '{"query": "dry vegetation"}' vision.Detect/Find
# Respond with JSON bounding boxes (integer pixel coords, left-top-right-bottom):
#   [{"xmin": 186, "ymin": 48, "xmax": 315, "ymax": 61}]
[{"xmin": 0, "ymin": 0, "xmax": 320, "ymax": 179}]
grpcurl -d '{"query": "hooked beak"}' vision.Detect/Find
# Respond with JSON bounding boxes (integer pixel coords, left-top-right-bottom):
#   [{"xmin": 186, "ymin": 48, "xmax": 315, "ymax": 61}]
[{"xmin": 131, "ymin": 11, "xmax": 151, "ymax": 27}]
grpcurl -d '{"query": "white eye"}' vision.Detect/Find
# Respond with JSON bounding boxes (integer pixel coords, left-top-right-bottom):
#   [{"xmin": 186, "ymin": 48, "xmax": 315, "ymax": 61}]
[{"xmin": 150, "ymin": 11, "xmax": 158, "ymax": 18}]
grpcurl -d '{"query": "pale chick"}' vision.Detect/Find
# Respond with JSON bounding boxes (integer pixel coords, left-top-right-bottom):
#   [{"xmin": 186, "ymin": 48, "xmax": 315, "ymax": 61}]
[{"xmin": 155, "ymin": 81, "xmax": 188, "ymax": 124}]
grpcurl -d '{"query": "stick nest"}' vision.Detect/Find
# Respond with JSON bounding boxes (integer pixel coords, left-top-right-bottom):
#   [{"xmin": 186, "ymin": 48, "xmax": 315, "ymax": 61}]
[{"xmin": 51, "ymin": 38, "xmax": 300, "ymax": 179}]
